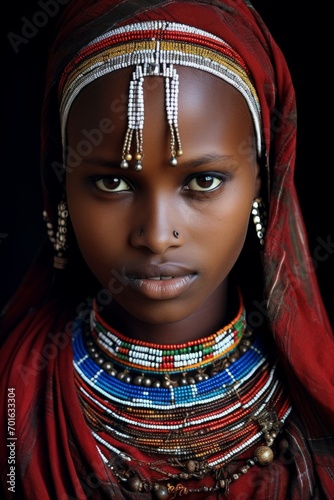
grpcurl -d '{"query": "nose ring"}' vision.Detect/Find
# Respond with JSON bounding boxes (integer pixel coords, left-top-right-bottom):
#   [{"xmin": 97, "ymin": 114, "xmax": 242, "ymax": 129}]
[
  {"xmin": 138, "ymin": 229, "xmax": 144, "ymax": 236},
  {"xmin": 173, "ymin": 231, "xmax": 179, "ymax": 239}
]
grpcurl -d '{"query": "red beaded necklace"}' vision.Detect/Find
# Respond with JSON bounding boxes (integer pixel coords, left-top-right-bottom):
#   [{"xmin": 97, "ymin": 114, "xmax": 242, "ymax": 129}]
[{"xmin": 72, "ymin": 295, "xmax": 292, "ymax": 499}]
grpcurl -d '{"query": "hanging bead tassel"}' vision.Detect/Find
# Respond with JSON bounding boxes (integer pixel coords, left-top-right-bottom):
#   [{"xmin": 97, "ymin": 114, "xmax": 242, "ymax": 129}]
[
  {"xmin": 120, "ymin": 36, "xmax": 183, "ymax": 171},
  {"xmin": 166, "ymin": 65, "xmax": 183, "ymax": 166}
]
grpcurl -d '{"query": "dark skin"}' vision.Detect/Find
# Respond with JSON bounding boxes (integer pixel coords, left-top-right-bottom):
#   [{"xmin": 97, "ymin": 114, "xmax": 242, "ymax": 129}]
[{"xmin": 66, "ymin": 66, "xmax": 261, "ymax": 344}]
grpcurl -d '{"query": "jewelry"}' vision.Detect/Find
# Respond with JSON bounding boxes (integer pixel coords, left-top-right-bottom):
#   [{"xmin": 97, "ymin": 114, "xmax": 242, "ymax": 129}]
[
  {"xmin": 72, "ymin": 294, "xmax": 292, "ymax": 498},
  {"xmin": 138, "ymin": 228, "xmax": 144, "ymax": 236},
  {"xmin": 59, "ymin": 21, "xmax": 262, "ymax": 171},
  {"xmin": 173, "ymin": 231, "xmax": 179, "ymax": 239},
  {"xmin": 90, "ymin": 296, "xmax": 245, "ymax": 374},
  {"xmin": 252, "ymin": 198, "xmax": 267, "ymax": 246},
  {"xmin": 43, "ymin": 199, "xmax": 69, "ymax": 269}
]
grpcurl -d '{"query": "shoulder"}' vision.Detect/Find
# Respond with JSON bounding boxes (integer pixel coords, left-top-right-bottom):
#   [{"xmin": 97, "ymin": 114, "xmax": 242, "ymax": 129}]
[{"xmin": 0, "ymin": 298, "xmax": 75, "ymax": 387}]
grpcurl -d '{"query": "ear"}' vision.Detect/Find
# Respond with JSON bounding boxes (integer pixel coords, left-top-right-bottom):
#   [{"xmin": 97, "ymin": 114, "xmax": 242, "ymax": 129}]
[{"xmin": 254, "ymin": 162, "xmax": 262, "ymax": 198}]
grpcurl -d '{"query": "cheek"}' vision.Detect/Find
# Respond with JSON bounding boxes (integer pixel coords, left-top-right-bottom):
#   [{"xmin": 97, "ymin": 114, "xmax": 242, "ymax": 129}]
[
  {"xmin": 72, "ymin": 209, "xmax": 110, "ymax": 267},
  {"xmin": 193, "ymin": 189, "xmax": 253, "ymax": 278},
  {"xmin": 66, "ymin": 186, "xmax": 126, "ymax": 278}
]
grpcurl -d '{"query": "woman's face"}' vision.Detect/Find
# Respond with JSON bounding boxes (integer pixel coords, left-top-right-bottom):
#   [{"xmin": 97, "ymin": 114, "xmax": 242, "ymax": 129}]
[{"xmin": 66, "ymin": 66, "xmax": 260, "ymax": 334}]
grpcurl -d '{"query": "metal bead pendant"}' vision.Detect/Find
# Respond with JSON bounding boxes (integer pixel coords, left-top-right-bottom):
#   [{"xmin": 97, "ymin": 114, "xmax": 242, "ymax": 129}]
[
  {"xmin": 128, "ymin": 476, "xmax": 142, "ymax": 492},
  {"xmin": 153, "ymin": 483, "xmax": 169, "ymax": 499},
  {"xmin": 134, "ymin": 161, "xmax": 143, "ymax": 171},
  {"xmin": 120, "ymin": 159, "xmax": 129, "ymax": 169},
  {"xmin": 254, "ymin": 445, "xmax": 274, "ymax": 466}
]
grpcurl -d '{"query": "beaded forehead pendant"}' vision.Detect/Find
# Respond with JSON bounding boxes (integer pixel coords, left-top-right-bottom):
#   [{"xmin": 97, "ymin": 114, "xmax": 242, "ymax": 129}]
[{"xmin": 60, "ymin": 21, "xmax": 261, "ymax": 171}]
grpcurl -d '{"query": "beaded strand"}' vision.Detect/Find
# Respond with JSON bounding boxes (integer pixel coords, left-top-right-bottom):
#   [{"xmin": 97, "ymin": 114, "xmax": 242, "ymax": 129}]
[
  {"xmin": 90, "ymin": 298, "xmax": 246, "ymax": 374},
  {"xmin": 59, "ymin": 21, "xmax": 262, "ymax": 163},
  {"xmin": 72, "ymin": 296, "xmax": 292, "ymax": 498}
]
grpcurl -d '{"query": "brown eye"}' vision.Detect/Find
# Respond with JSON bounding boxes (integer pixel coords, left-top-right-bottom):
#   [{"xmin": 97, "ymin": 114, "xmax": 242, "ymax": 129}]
[
  {"xmin": 187, "ymin": 175, "xmax": 223, "ymax": 191},
  {"xmin": 95, "ymin": 177, "xmax": 130, "ymax": 192}
]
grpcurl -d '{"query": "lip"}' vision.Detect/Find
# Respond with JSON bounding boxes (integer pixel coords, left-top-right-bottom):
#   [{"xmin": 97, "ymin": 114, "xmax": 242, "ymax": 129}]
[{"xmin": 124, "ymin": 263, "xmax": 198, "ymax": 300}]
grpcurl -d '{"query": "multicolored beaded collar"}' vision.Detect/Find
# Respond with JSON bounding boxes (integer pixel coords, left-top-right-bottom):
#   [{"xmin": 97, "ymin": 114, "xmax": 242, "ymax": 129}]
[
  {"xmin": 89, "ymin": 297, "xmax": 246, "ymax": 378},
  {"xmin": 72, "ymin": 297, "xmax": 292, "ymax": 498}
]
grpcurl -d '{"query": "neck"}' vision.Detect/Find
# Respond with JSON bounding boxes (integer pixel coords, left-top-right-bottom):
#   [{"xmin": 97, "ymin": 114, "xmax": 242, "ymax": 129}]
[{"xmin": 97, "ymin": 280, "xmax": 238, "ymax": 344}]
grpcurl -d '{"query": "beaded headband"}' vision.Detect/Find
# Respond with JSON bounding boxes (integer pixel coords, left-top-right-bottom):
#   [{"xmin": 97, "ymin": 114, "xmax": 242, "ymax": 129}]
[{"xmin": 59, "ymin": 21, "xmax": 262, "ymax": 171}]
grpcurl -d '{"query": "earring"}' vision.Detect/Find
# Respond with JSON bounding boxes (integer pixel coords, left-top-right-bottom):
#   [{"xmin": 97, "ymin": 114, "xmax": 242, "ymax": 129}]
[
  {"xmin": 252, "ymin": 198, "xmax": 267, "ymax": 246},
  {"xmin": 43, "ymin": 199, "xmax": 69, "ymax": 269}
]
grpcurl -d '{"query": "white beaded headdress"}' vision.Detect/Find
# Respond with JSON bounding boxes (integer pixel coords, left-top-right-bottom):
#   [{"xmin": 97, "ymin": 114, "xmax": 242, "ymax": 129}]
[{"xmin": 59, "ymin": 21, "xmax": 262, "ymax": 170}]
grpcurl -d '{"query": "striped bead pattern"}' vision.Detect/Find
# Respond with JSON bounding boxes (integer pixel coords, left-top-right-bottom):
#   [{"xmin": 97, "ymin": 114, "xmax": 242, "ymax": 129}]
[
  {"xmin": 59, "ymin": 21, "xmax": 262, "ymax": 156},
  {"xmin": 72, "ymin": 305, "xmax": 292, "ymax": 470},
  {"xmin": 90, "ymin": 298, "xmax": 246, "ymax": 374}
]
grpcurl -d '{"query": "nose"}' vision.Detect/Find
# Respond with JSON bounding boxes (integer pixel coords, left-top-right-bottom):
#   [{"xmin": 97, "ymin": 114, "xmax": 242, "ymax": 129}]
[{"xmin": 130, "ymin": 193, "xmax": 182, "ymax": 254}]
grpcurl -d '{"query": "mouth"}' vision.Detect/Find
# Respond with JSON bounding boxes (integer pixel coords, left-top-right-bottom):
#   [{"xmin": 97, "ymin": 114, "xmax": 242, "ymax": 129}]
[
  {"xmin": 125, "ymin": 264, "xmax": 198, "ymax": 300},
  {"xmin": 129, "ymin": 275, "xmax": 174, "ymax": 281}
]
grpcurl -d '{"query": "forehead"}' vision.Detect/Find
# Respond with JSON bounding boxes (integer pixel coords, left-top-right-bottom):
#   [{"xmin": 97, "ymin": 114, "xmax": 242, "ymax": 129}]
[{"xmin": 66, "ymin": 66, "xmax": 256, "ymax": 158}]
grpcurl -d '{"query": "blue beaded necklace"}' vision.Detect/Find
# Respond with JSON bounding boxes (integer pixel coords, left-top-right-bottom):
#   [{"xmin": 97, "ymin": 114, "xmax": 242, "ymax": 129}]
[{"xmin": 72, "ymin": 301, "xmax": 292, "ymax": 499}]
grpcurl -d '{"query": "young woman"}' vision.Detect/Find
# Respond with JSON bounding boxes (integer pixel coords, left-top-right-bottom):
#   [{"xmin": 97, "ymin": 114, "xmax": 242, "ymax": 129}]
[{"xmin": 1, "ymin": 1, "xmax": 333, "ymax": 498}]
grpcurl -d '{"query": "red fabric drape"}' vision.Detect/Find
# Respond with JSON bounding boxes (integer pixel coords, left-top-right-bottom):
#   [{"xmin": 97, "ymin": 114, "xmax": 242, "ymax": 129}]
[{"xmin": 1, "ymin": 1, "xmax": 333, "ymax": 498}]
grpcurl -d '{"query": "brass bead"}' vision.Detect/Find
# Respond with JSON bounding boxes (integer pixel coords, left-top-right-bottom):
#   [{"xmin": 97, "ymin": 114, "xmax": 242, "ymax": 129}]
[
  {"xmin": 104, "ymin": 365, "xmax": 117, "ymax": 376},
  {"xmin": 125, "ymin": 153, "xmax": 132, "ymax": 161},
  {"xmin": 228, "ymin": 355, "xmax": 238, "ymax": 363},
  {"xmin": 278, "ymin": 438, "xmax": 289, "ymax": 451},
  {"xmin": 117, "ymin": 371, "xmax": 131, "ymax": 383},
  {"xmin": 185, "ymin": 460, "xmax": 197, "ymax": 473},
  {"xmin": 133, "ymin": 375, "xmax": 143, "ymax": 385},
  {"xmin": 153, "ymin": 484, "xmax": 169, "ymax": 499},
  {"xmin": 243, "ymin": 329, "xmax": 253, "ymax": 338},
  {"xmin": 134, "ymin": 152, "xmax": 142, "ymax": 161},
  {"xmin": 128, "ymin": 476, "xmax": 142, "ymax": 492},
  {"xmin": 254, "ymin": 446, "xmax": 274, "ymax": 466}
]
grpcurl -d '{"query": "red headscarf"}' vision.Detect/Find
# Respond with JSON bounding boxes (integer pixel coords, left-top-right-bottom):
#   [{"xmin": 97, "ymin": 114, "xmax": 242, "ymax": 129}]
[{"xmin": 1, "ymin": 1, "xmax": 333, "ymax": 498}]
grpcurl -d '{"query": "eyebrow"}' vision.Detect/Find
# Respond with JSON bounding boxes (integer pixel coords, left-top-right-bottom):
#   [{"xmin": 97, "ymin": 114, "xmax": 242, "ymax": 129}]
[
  {"xmin": 80, "ymin": 153, "xmax": 235, "ymax": 170},
  {"xmin": 179, "ymin": 153, "xmax": 235, "ymax": 169}
]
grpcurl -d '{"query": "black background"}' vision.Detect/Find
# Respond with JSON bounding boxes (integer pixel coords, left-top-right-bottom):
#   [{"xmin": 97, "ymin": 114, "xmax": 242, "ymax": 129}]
[{"xmin": 2, "ymin": 1, "xmax": 333, "ymax": 328}]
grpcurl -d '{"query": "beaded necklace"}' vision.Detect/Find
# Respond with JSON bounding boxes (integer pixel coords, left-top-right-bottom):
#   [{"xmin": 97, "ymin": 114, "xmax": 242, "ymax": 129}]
[{"xmin": 72, "ymin": 297, "xmax": 292, "ymax": 498}]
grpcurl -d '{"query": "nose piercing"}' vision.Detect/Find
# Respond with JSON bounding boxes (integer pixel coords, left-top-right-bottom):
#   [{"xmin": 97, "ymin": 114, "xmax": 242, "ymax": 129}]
[
  {"xmin": 138, "ymin": 229, "xmax": 144, "ymax": 236},
  {"xmin": 173, "ymin": 231, "xmax": 179, "ymax": 239}
]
